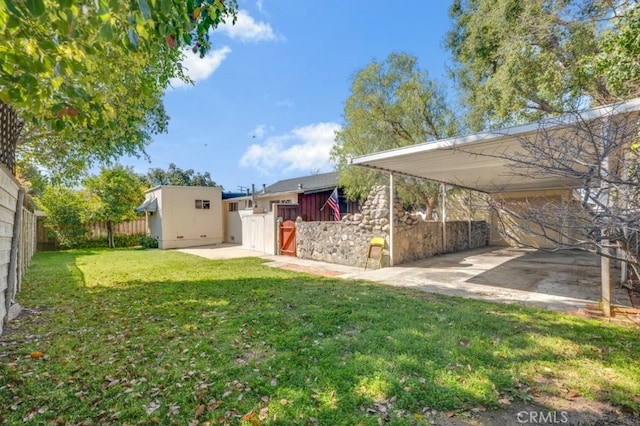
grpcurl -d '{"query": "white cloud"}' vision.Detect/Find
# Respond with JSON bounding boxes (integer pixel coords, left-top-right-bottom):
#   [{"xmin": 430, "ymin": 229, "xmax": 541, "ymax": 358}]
[
  {"xmin": 249, "ymin": 124, "xmax": 271, "ymax": 139},
  {"xmin": 218, "ymin": 10, "xmax": 278, "ymax": 42},
  {"xmin": 275, "ymin": 98, "xmax": 295, "ymax": 108},
  {"xmin": 256, "ymin": 0, "xmax": 265, "ymax": 13},
  {"xmin": 170, "ymin": 46, "xmax": 231, "ymax": 88},
  {"xmin": 240, "ymin": 122, "xmax": 342, "ymax": 175}
]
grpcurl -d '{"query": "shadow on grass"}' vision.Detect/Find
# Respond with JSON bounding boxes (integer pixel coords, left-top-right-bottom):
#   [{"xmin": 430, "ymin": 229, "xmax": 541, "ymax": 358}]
[{"xmin": 3, "ymin": 249, "xmax": 639, "ymax": 424}]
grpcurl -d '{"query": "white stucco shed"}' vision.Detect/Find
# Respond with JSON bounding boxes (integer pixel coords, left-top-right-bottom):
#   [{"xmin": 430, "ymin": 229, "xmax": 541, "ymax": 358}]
[{"xmin": 137, "ymin": 186, "xmax": 223, "ymax": 249}]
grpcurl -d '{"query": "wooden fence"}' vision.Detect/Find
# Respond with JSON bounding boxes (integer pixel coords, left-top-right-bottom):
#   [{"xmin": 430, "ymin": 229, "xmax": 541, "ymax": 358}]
[
  {"xmin": 0, "ymin": 100, "xmax": 37, "ymax": 334},
  {"xmin": 36, "ymin": 214, "xmax": 57, "ymax": 251},
  {"xmin": 0, "ymin": 166, "xmax": 36, "ymax": 335},
  {"xmin": 88, "ymin": 217, "xmax": 147, "ymax": 238},
  {"xmin": 37, "ymin": 216, "xmax": 148, "ymax": 250}
]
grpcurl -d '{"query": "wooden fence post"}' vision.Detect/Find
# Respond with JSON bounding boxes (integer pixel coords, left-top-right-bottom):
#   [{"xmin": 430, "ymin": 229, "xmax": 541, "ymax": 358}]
[{"xmin": 5, "ymin": 189, "xmax": 24, "ymax": 322}]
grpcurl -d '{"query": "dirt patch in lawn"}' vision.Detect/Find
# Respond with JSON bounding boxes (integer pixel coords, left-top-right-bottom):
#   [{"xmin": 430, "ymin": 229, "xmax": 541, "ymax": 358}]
[
  {"xmin": 433, "ymin": 396, "xmax": 638, "ymax": 425},
  {"xmin": 278, "ymin": 264, "xmax": 345, "ymax": 277}
]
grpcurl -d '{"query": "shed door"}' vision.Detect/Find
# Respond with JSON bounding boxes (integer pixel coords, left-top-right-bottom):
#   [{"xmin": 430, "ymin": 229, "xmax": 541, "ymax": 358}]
[{"xmin": 279, "ymin": 220, "xmax": 296, "ymax": 256}]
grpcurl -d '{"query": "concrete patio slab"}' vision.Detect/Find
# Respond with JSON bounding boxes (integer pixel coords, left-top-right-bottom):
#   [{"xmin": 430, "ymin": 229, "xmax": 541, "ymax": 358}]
[
  {"xmin": 177, "ymin": 244, "xmax": 633, "ymax": 313},
  {"xmin": 338, "ymin": 247, "xmax": 632, "ymax": 313},
  {"xmin": 177, "ymin": 243, "xmax": 267, "ymax": 260}
]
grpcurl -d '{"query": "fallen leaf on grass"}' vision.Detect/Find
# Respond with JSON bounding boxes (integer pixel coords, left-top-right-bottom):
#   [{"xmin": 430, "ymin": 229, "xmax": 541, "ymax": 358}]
[
  {"xmin": 241, "ymin": 410, "xmax": 255, "ymax": 421},
  {"xmin": 258, "ymin": 407, "xmax": 269, "ymax": 421},
  {"xmin": 168, "ymin": 403, "xmax": 180, "ymax": 417},
  {"xmin": 30, "ymin": 352, "xmax": 43, "ymax": 359},
  {"xmin": 208, "ymin": 398, "xmax": 220, "ymax": 410},
  {"xmin": 144, "ymin": 401, "xmax": 160, "ymax": 415},
  {"xmin": 194, "ymin": 404, "xmax": 206, "ymax": 418}
]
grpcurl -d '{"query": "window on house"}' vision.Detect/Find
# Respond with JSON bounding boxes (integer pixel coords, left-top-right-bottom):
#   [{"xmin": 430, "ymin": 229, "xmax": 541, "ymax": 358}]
[
  {"xmin": 339, "ymin": 197, "xmax": 348, "ymax": 215},
  {"xmin": 228, "ymin": 202, "xmax": 238, "ymax": 212},
  {"xmin": 195, "ymin": 199, "xmax": 211, "ymax": 209}
]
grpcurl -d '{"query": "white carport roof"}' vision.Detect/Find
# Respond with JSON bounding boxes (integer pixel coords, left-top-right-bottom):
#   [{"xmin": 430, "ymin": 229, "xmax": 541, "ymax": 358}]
[{"xmin": 350, "ymin": 98, "xmax": 640, "ymax": 193}]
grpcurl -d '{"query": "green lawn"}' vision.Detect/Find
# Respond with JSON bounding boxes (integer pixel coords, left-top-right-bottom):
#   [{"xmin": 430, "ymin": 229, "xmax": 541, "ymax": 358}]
[{"xmin": 1, "ymin": 249, "xmax": 639, "ymax": 424}]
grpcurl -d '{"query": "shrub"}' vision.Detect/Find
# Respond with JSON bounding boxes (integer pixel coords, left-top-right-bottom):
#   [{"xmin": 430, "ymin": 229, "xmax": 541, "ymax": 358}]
[
  {"xmin": 71, "ymin": 233, "xmax": 148, "ymax": 249},
  {"xmin": 139, "ymin": 235, "xmax": 159, "ymax": 249},
  {"xmin": 39, "ymin": 187, "xmax": 91, "ymax": 248}
]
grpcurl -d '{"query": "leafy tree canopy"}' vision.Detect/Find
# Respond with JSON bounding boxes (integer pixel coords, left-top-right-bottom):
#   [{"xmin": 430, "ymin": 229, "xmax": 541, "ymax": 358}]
[
  {"xmin": 1, "ymin": 0, "xmax": 237, "ymax": 179},
  {"xmin": 446, "ymin": 0, "xmax": 639, "ymax": 130},
  {"xmin": 145, "ymin": 163, "xmax": 218, "ymax": 187},
  {"xmin": 595, "ymin": 3, "xmax": 640, "ymax": 98},
  {"xmin": 39, "ymin": 185, "xmax": 91, "ymax": 248},
  {"xmin": 16, "ymin": 162, "xmax": 49, "ymax": 198},
  {"xmin": 331, "ymin": 52, "xmax": 459, "ymax": 216},
  {"xmin": 85, "ymin": 165, "xmax": 145, "ymax": 248}
]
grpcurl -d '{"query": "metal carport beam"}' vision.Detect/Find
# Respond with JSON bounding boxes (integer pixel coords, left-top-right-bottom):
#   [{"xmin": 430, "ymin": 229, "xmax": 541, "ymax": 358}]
[
  {"xmin": 349, "ymin": 98, "xmax": 640, "ymax": 194},
  {"xmin": 348, "ymin": 98, "xmax": 640, "ymax": 318}
]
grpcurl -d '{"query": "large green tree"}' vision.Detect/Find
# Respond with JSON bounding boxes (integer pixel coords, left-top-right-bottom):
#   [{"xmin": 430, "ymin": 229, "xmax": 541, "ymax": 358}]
[
  {"xmin": 145, "ymin": 163, "xmax": 218, "ymax": 187},
  {"xmin": 595, "ymin": 3, "xmax": 640, "ymax": 98},
  {"xmin": 446, "ymin": 0, "xmax": 638, "ymax": 130},
  {"xmin": 39, "ymin": 186, "xmax": 91, "ymax": 248},
  {"xmin": 16, "ymin": 48, "xmax": 173, "ymax": 181},
  {"xmin": 331, "ymin": 52, "xmax": 459, "ymax": 218},
  {"xmin": 1, "ymin": 0, "xmax": 237, "ymax": 179},
  {"xmin": 16, "ymin": 162, "xmax": 49, "ymax": 198},
  {"xmin": 85, "ymin": 165, "xmax": 145, "ymax": 248}
]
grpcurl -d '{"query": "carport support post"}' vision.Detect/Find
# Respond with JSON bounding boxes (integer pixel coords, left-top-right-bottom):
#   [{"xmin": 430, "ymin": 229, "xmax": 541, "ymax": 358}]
[
  {"xmin": 601, "ymin": 243, "xmax": 611, "ymax": 317},
  {"xmin": 600, "ymin": 117, "xmax": 612, "ymax": 318},
  {"xmin": 389, "ymin": 172, "xmax": 395, "ymax": 267},
  {"xmin": 467, "ymin": 189, "xmax": 472, "ymax": 249},
  {"xmin": 441, "ymin": 183, "xmax": 447, "ymax": 253}
]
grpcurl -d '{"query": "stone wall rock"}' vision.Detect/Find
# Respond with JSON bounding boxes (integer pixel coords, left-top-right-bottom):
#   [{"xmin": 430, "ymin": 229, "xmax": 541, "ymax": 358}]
[{"xmin": 295, "ymin": 185, "xmax": 488, "ymax": 268}]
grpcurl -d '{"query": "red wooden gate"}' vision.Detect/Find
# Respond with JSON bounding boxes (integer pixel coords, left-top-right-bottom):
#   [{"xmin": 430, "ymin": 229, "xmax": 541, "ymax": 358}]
[{"xmin": 279, "ymin": 220, "xmax": 296, "ymax": 256}]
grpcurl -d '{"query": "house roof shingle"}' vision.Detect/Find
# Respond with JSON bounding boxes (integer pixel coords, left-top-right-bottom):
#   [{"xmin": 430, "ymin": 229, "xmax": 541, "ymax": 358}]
[{"xmin": 262, "ymin": 171, "xmax": 339, "ymax": 195}]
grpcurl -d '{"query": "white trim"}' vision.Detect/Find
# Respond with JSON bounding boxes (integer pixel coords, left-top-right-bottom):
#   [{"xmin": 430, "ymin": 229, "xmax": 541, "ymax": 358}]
[{"xmin": 351, "ymin": 98, "xmax": 640, "ymax": 166}]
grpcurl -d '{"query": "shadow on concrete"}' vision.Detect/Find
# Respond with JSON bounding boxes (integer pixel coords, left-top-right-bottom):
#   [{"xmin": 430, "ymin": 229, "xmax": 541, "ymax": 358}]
[
  {"xmin": 342, "ymin": 247, "xmax": 632, "ymax": 313},
  {"xmin": 178, "ymin": 244, "xmax": 633, "ymax": 313}
]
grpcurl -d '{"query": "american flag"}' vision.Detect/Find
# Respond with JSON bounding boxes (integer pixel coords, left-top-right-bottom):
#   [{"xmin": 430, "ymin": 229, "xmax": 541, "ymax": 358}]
[{"xmin": 327, "ymin": 187, "xmax": 341, "ymax": 221}]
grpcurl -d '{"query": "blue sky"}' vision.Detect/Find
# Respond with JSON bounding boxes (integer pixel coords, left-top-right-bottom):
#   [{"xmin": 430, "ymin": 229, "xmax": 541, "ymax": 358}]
[{"xmin": 122, "ymin": 1, "xmax": 454, "ymax": 192}]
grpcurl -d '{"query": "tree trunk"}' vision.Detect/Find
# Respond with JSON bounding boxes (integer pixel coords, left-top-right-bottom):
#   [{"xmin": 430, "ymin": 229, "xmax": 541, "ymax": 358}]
[
  {"xmin": 424, "ymin": 205, "xmax": 433, "ymax": 220},
  {"xmin": 107, "ymin": 221, "xmax": 114, "ymax": 249}
]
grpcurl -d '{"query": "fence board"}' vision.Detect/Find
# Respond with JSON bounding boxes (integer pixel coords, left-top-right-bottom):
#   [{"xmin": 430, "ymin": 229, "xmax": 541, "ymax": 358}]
[
  {"xmin": 20, "ymin": 209, "xmax": 35, "ymax": 288},
  {"xmin": 88, "ymin": 217, "xmax": 147, "ymax": 238},
  {"xmin": 36, "ymin": 216, "xmax": 148, "ymax": 249},
  {"xmin": 0, "ymin": 186, "xmax": 16, "ymax": 211},
  {"xmin": 0, "ymin": 222, "xmax": 12, "ymax": 237},
  {"xmin": 0, "ymin": 204, "xmax": 15, "ymax": 227},
  {"xmin": 0, "ymin": 170, "xmax": 36, "ymax": 334},
  {"xmin": 0, "ymin": 102, "xmax": 26, "ymax": 334}
]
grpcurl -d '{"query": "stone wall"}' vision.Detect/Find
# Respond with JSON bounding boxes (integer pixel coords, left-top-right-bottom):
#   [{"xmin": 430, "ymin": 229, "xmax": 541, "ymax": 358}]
[
  {"xmin": 295, "ymin": 185, "xmax": 488, "ymax": 268},
  {"xmin": 392, "ymin": 220, "xmax": 488, "ymax": 264}
]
